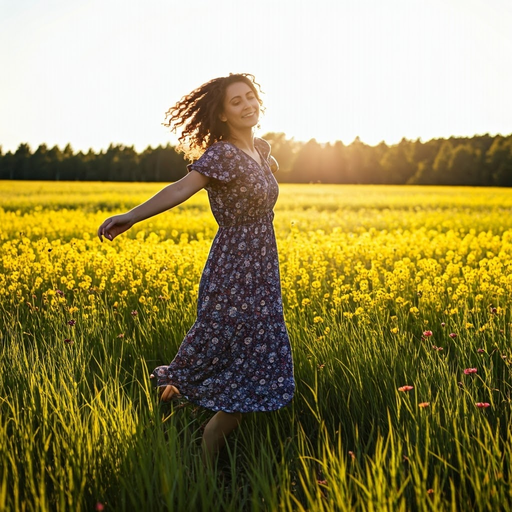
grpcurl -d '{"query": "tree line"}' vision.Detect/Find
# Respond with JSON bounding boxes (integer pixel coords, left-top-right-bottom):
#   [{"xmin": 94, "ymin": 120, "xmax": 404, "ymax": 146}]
[{"xmin": 1, "ymin": 132, "xmax": 512, "ymax": 185}]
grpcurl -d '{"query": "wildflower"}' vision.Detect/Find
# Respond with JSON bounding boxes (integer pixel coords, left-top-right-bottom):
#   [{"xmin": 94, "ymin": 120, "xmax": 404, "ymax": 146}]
[
  {"xmin": 131, "ymin": 310, "xmax": 138, "ymax": 316},
  {"xmin": 491, "ymin": 307, "xmax": 497, "ymax": 314},
  {"xmin": 391, "ymin": 327, "xmax": 399, "ymax": 334},
  {"xmin": 95, "ymin": 503, "xmax": 105, "ymax": 512},
  {"xmin": 427, "ymin": 489, "xmax": 434, "ymax": 496},
  {"xmin": 477, "ymin": 348, "xmax": 485, "ymax": 354},
  {"xmin": 449, "ymin": 333, "xmax": 457, "ymax": 338},
  {"xmin": 318, "ymin": 364, "xmax": 325, "ymax": 369},
  {"xmin": 423, "ymin": 330, "xmax": 433, "ymax": 337},
  {"xmin": 418, "ymin": 402, "xmax": 430, "ymax": 408},
  {"xmin": 117, "ymin": 333, "xmax": 125, "ymax": 338},
  {"xmin": 432, "ymin": 345, "xmax": 443, "ymax": 351},
  {"xmin": 441, "ymin": 322, "xmax": 446, "ymax": 327},
  {"xmin": 463, "ymin": 368, "xmax": 477, "ymax": 375},
  {"xmin": 64, "ymin": 338, "xmax": 74, "ymax": 344},
  {"xmin": 313, "ymin": 316, "xmax": 324, "ymax": 324},
  {"xmin": 475, "ymin": 402, "xmax": 490, "ymax": 408},
  {"xmin": 348, "ymin": 450, "xmax": 356, "ymax": 460},
  {"xmin": 398, "ymin": 385, "xmax": 414, "ymax": 392},
  {"xmin": 56, "ymin": 290, "xmax": 65, "ymax": 296},
  {"xmin": 317, "ymin": 479, "xmax": 327, "ymax": 485},
  {"xmin": 67, "ymin": 319, "xmax": 76, "ymax": 326}
]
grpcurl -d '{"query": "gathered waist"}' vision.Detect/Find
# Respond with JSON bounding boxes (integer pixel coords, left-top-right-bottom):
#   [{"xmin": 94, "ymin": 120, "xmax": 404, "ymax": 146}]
[{"xmin": 218, "ymin": 211, "xmax": 274, "ymax": 228}]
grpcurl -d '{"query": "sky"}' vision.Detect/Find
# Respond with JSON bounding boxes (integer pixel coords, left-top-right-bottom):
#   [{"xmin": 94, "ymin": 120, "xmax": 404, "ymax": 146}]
[{"xmin": 1, "ymin": 0, "xmax": 512, "ymax": 153}]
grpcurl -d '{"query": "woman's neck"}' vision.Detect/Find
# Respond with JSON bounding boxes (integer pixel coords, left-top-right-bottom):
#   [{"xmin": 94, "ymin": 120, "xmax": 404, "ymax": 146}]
[{"xmin": 227, "ymin": 129, "xmax": 255, "ymax": 151}]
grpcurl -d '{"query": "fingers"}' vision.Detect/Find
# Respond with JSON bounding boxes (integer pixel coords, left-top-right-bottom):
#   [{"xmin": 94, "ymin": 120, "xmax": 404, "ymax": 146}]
[
  {"xmin": 97, "ymin": 219, "xmax": 114, "ymax": 242},
  {"xmin": 159, "ymin": 384, "xmax": 180, "ymax": 402}
]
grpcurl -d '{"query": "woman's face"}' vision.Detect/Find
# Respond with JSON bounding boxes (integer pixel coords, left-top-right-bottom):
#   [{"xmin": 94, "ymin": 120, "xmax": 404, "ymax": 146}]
[{"xmin": 220, "ymin": 81, "xmax": 260, "ymax": 132}]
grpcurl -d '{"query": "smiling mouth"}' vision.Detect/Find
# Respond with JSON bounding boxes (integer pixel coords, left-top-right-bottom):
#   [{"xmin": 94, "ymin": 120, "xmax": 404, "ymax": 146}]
[{"xmin": 242, "ymin": 112, "xmax": 255, "ymax": 118}]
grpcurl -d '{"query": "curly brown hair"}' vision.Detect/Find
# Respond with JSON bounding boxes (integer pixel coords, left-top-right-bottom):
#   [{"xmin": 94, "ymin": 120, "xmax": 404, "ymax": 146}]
[{"xmin": 163, "ymin": 73, "xmax": 264, "ymax": 160}]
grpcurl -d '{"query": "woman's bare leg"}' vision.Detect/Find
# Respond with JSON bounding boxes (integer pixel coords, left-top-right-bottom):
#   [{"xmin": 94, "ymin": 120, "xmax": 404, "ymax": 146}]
[{"xmin": 202, "ymin": 411, "xmax": 242, "ymax": 465}]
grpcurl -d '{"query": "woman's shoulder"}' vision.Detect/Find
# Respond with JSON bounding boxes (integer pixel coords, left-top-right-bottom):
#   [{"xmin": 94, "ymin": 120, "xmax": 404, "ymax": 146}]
[{"xmin": 187, "ymin": 141, "xmax": 238, "ymax": 182}]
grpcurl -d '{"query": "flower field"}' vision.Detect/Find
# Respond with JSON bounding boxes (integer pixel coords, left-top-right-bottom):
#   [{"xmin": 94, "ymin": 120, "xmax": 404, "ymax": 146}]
[{"xmin": 1, "ymin": 181, "xmax": 512, "ymax": 511}]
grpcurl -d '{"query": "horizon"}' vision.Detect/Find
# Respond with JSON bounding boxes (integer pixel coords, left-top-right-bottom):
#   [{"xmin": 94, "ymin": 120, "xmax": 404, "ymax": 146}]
[
  {"xmin": 1, "ymin": 0, "xmax": 512, "ymax": 154},
  {"xmin": 3, "ymin": 129, "xmax": 512, "ymax": 156}
]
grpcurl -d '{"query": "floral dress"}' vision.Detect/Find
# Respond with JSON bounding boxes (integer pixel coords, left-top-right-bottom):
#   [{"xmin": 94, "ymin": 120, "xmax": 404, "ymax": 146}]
[{"xmin": 151, "ymin": 137, "xmax": 295, "ymax": 413}]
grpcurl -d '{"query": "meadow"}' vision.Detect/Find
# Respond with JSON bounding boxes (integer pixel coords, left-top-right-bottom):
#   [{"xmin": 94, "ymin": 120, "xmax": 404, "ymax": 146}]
[{"xmin": 1, "ymin": 181, "xmax": 512, "ymax": 511}]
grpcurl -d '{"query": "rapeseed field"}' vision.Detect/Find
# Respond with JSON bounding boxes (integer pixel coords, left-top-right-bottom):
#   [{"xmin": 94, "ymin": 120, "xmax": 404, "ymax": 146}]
[{"xmin": 1, "ymin": 181, "xmax": 511, "ymax": 511}]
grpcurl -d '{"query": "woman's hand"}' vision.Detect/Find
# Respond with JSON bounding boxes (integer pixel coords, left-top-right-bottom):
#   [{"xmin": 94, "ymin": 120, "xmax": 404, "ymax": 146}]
[
  {"xmin": 97, "ymin": 212, "xmax": 136, "ymax": 242},
  {"xmin": 159, "ymin": 384, "xmax": 181, "ymax": 402}
]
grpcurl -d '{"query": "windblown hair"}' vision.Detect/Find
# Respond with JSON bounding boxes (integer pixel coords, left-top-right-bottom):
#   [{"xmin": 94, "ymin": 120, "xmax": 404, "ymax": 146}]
[{"xmin": 163, "ymin": 73, "xmax": 264, "ymax": 160}]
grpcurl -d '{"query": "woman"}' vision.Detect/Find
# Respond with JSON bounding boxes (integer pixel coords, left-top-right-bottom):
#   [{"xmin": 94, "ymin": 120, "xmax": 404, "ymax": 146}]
[{"xmin": 97, "ymin": 73, "xmax": 295, "ymax": 462}]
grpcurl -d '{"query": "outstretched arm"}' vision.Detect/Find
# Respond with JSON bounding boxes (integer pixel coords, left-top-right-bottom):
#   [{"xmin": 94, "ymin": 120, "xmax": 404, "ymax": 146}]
[{"xmin": 97, "ymin": 170, "xmax": 209, "ymax": 242}]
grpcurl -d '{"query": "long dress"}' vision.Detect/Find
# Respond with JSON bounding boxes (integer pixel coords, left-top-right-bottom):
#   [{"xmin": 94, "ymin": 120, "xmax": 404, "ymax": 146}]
[{"xmin": 151, "ymin": 137, "xmax": 295, "ymax": 413}]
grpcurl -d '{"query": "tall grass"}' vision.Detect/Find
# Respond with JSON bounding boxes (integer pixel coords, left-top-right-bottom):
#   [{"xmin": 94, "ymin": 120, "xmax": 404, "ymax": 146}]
[{"xmin": 1, "ymin": 182, "xmax": 511, "ymax": 511}]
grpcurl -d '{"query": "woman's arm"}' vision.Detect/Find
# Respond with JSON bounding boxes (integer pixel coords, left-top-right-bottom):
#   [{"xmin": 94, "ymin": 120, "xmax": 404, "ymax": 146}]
[
  {"xmin": 97, "ymin": 170, "xmax": 209, "ymax": 242},
  {"xmin": 269, "ymin": 155, "xmax": 279, "ymax": 173}
]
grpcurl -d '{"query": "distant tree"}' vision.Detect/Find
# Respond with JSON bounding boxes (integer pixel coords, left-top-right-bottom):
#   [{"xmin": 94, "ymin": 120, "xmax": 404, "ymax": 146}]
[
  {"xmin": 432, "ymin": 140, "xmax": 454, "ymax": 184},
  {"xmin": 0, "ymin": 150, "xmax": 15, "ymax": 179},
  {"xmin": 487, "ymin": 136, "xmax": 512, "ymax": 186},
  {"xmin": 447, "ymin": 144, "xmax": 481, "ymax": 185},
  {"xmin": 344, "ymin": 136, "xmax": 365, "ymax": 183},
  {"xmin": 30, "ymin": 144, "xmax": 53, "ymax": 180},
  {"xmin": 379, "ymin": 138, "xmax": 416, "ymax": 184},
  {"xmin": 289, "ymin": 139, "xmax": 322, "ymax": 183},
  {"xmin": 12, "ymin": 143, "xmax": 32, "ymax": 180}
]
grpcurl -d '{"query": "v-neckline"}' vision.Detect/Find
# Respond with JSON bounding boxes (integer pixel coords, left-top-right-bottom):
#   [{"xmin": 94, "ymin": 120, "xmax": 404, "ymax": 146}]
[{"xmin": 225, "ymin": 141, "xmax": 264, "ymax": 169}]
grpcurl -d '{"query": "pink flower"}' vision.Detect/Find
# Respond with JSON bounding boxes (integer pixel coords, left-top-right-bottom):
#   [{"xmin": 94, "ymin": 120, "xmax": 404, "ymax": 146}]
[
  {"xmin": 95, "ymin": 503, "xmax": 105, "ymax": 511},
  {"xmin": 317, "ymin": 479, "xmax": 327, "ymax": 485},
  {"xmin": 423, "ymin": 330, "xmax": 433, "ymax": 337},
  {"xmin": 348, "ymin": 450, "xmax": 356, "ymax": 460},
  {"xmin": 477, "ymin": 348, "xmax": 485, "ymax": 354},
  {"xmin": 67, "ymin": 319, "xmax": 76, "ymax": 326},
  {"xmin": 463, "ymin": 368, "xmax": 477, "ymax": 375},
  {"xmin": 449, "ymin": 333, "xmax": 457, "ymax": 338},
  {"xmin": 441, "ymin": 322, "xmax": 446, "ymax": 327},
  {"xmin": 117, "ymin": 333, "xmax": 125, "ymax": 338},
  {"xmin": 64, "ymin": 338, "xmax": 74, "ymax": 344},
  {"xmin": 56, "ymin": 290, "xmax": 65, "ymax": 296},
  {"xmin": 131, "ymin": 310, "xmax": 138, "ymax": 316},
  {"xmin": 418, "ymin": 402, "xmax": 430, "ymax": 408},
  {"xmin": 475, "ymin": 402, "xmax": 490, "ymax": 408},
  {"xmin": 398, "ymin": 385, "xmax": 414, "ymax": 392}
]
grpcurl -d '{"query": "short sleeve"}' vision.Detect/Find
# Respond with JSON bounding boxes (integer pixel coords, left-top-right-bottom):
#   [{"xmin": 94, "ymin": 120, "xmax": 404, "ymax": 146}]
[
  {"xmin": 187, "ymin": 142, "xmax": 237, "ymax": 183},
  {"xmin": 254, "ymin": 137, "xmax": 271, "ymax": 162}
]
